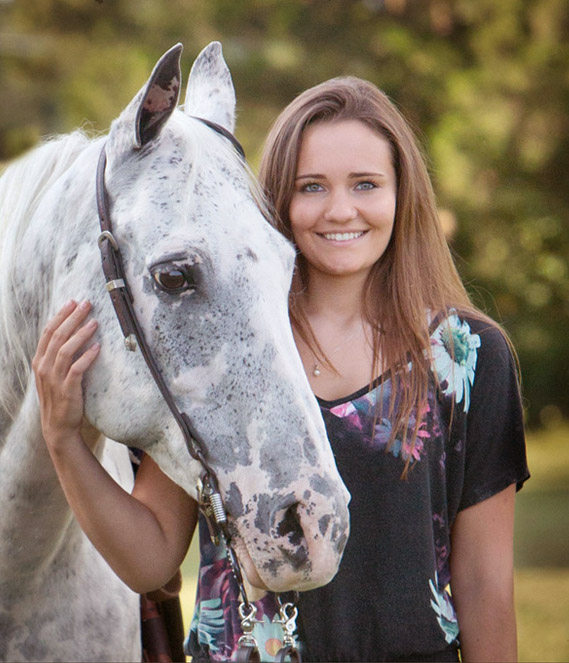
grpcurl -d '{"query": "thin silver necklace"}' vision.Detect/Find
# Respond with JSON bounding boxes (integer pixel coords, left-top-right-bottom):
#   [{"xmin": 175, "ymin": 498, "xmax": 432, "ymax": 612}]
[{"xmin": 312, "ymin": 329, "xmax": 358, "ymax": 377}]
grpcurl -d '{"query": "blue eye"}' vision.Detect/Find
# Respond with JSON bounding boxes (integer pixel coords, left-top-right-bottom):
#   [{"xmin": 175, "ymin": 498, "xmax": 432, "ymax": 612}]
[
  {"xmin": 302, "ymin": 183, "xmax": 323, "ymax": 193},
  {"xmin": 356, "ymin": 181, "xmax": 376, "ymax": 190}
]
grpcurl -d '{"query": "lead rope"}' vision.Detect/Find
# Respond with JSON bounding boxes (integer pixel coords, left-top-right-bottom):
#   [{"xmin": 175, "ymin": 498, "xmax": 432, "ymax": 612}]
[{"xmin": 198, "ymin": 474, "xmax": 301, "ymax": 663}]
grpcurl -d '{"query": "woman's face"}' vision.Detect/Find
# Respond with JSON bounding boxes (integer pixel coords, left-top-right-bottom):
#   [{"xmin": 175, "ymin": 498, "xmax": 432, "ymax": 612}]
[{"xmin": 289, "ymin": 119, "xmax": 397, "ymax": 282}]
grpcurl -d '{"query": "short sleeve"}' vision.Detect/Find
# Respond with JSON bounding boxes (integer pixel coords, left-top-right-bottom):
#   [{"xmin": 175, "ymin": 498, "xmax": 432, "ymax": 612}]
[{"xmin": 459, "ymin": 320, "xmax": 530, "ymax": 511}]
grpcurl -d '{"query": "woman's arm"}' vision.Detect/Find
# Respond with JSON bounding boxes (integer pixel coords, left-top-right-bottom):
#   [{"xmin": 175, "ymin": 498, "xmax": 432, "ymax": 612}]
[
  {"xmin": 33, "ymin": 300, "xmax": 197, "ymax": 593},
  {"xmin": 449, "ymin": 484, "xmax": 518, "ymax": 662}
]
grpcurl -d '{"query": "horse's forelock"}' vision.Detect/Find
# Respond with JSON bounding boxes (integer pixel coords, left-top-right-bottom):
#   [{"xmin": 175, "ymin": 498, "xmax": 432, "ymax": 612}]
[{"xmin": 170, "ymin": 112, "xmax": 273, "ymax": 224}]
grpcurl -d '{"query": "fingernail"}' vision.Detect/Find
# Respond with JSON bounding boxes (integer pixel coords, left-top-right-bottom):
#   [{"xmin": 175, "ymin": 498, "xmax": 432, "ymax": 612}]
[
  {"xmin": 79, "ymin": 300, "xmax": 90, "ymax": 310},
  {"xmin": 65, "ymin": 299, "xmax": 76, "ymax": 310}
]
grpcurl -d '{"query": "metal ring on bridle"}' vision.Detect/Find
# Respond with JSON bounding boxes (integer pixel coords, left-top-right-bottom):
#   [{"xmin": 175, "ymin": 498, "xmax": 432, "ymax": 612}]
[{"xmin": 98, "ymin": 229, "xmax": 119, "ymax": 251}]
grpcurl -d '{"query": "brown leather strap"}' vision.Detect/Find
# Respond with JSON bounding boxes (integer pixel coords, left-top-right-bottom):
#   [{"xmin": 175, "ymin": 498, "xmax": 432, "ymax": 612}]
[
  {"xmin": 141, "ymin": 595, "xmax": 175, "ymax": 663},
  {"xmin": 145, "ymin": 570, "xmax": 182, "ymax": 603},
  {"xmin": 96, "ymin": 147, "xmax": 214, "ymax": 473}
]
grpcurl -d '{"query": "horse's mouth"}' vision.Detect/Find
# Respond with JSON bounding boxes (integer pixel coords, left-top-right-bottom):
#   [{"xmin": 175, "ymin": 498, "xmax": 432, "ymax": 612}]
[
  {"xmin": 229, "ymin": 508, "xmax": 345, "ymax": 596},
  {"xmin": 230, "ymin": 537, "xmax": 270, "ymax": 592}
]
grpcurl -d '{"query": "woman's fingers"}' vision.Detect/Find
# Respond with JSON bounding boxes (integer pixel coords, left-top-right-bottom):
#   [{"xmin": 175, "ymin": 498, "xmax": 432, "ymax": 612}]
[
  {"xmin": 33, "ymin": 300, "xmax": 101, "ymax": 444},
  {"xmin": 34, "ymin": 300, "xmax": 95, "ymax": 376},
  {"xmin": 65, "ymin": 339, "xmax": 101, "ymax": 388},
  {"xmin": 34, "ymin": 299, "xmax": 78, "ymax": 361},
  {"xmin": 52, "ymin": 317, "xmax": 99, "ymax": 381}
]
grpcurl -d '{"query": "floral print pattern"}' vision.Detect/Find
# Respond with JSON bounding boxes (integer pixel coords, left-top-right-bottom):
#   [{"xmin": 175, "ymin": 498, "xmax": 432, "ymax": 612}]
[
  {"xmin": 328, "ymin": 366, "xmax": 435, "ymax": 465},
  {"xmin": 186, "ymin": 518, "xmax": 286, "ymax": 661},
  {"xmin": 186, "ymin": 312, "xmax": 527, "ymax": 661},
  {"xmin": 430, "ymin": 313, "xmax": 481, "ymax": 412},
  {"xmin": 429, "ymin": 574, "xmax": 460, "ymax": 644}
]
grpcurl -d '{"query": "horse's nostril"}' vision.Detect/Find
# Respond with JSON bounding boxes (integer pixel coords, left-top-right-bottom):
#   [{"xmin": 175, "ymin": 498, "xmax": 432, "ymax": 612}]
[{"xmin": 276, "ymin": 502, "xmax": 304, "ymax": 548}]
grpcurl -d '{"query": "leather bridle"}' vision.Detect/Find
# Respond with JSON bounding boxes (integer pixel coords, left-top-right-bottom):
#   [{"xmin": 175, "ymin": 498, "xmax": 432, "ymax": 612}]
[{"xmin": 95, "ymin": 119, "xmax": 300, "ymax": 663}]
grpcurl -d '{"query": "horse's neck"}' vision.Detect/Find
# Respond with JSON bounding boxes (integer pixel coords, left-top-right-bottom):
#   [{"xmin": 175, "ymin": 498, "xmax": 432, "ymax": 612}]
[
  {"xmin": 0, "ymin": 134, "xmax": 99, "ymax": 432},
  {"xmin": 0, "ymin": 385, "xmax": 79, "ymax": 583},
  {"xmin": 0, "ymin": 377, "xmax": 134, "ymax": 585}
]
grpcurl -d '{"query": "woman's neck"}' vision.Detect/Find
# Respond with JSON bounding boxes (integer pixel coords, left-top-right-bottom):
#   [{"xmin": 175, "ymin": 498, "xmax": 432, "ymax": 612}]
[
  {"xmin": 293, "ymin": 272, "xmax": 379, "ymax": 401},
  {"xmin": 300, "ymin": 270, "xmax": 368, "ymax": 326}
]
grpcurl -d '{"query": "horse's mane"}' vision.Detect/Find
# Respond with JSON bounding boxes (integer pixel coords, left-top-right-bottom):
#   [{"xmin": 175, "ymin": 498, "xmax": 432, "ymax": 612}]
[{"xmin": 0, "ymin": 130, "xmax": 93, "ymax": 420}]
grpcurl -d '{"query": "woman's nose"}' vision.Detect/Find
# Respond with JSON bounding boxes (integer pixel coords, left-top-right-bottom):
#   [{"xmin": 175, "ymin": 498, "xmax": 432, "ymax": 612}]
[{"xmin": 323, "ymin": 189, "xmax": 358, "ymax": 223}]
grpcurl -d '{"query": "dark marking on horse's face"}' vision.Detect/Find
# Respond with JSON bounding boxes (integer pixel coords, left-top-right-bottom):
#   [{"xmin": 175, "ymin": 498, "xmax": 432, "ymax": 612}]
[
  {"xmin": 318, "ymin": 514, "xmax": 332, "ymax": 537},
  {"xmin": 225, "ymin": 482, "xmax": 244, "ymax": 519},
  {"xmin": 245, "ymin": 247, "xmax": 258, "ymax": 262},
  {"xmin": 302, "ymin": 436, "xmax": 319, "ymax": 466},
  {"xmin": 253, "ymin": 491, "xmax": 297, "ymax": 537},
  {"xmin": 332, "ymin": 525, "xmax": 349, "ymax": 555},
  {"xmin": 259, "ymin": 436, "xmax": 303, "ymax": 491},
  {"xmin": 309, "ymin": 473, "xmax": 335, "ymax": 498},
  {"xmin": 280, "ymin": 542, "xmax": 309, "ymax": 570}
]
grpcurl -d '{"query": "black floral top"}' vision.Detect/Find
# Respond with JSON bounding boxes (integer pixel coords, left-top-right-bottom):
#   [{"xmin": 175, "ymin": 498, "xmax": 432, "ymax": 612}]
[{"xmin": 186, "ymin": 312, "xmax": 529, "ymax": 662}]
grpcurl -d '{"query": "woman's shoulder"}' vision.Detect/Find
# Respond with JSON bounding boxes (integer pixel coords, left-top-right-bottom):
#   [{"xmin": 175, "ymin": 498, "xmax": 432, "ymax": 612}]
[
  {"xmin": 428, "ymin": 308, "xmax": 517, "ymax": 412},
  {"xmin": 429, "ymin": 307, "xmax": 511, "ymax": 351}
]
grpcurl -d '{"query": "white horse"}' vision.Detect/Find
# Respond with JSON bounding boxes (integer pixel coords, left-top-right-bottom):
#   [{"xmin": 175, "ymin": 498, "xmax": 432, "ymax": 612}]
[{"xmin": 0, "ymin": 43, "xmax": 350, "ymax": 662}]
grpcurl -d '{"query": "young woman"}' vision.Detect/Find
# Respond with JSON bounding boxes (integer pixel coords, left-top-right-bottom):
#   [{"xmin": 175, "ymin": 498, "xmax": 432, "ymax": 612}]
[
  {"xmin": 34, "ymin": 75, "xmax": 529, "ymax": 663},
  {"xmin": 254, "ymin": 76, "xmax": 529, "ymax": 662}
]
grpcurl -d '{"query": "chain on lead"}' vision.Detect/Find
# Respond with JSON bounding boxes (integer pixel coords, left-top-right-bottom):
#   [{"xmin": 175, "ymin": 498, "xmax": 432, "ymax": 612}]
[
  {"xmin": 196, "ymin": 472, "xmax": 227, "ymax": 545},
  {"xmin": 196, "ymin": 473, "xmax": 301, "ymax": 662},
  {"xmin": 273, "ymin": 594, "xmax": 302, "ymax": 663},
  {"xmin": 236, "ymin": 601, "xmax": 261, "ymax": 663},
  {"xmin": 196, "ymin": 473, "xmax": 261, "ymax": 662}
]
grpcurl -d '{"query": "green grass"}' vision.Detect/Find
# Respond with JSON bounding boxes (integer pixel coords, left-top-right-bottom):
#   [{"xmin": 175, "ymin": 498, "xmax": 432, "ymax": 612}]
[
  {"xmin": 516, "ymin": 568, "xmax": 569, "ymax": 662},
  {"xmin": 514, "ymin": 423, "xmax": 569, "ymax": 661},
  {"xmin": 180, "ymin": 424, "xmax": 569, "ymax": 661}
]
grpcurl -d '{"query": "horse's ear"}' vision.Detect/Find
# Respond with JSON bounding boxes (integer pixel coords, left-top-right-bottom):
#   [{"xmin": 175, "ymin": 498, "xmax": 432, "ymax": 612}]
[
  {"xmin": 134, "ymin": 43, "xmax": 183, "ymax": 147},
  {"xmin": 110, "ymin": 43, "xmax": 183, "ymax": 150},
  {"xmin": 183, "ymin": 42, "xmax": 236, "ymax": 134}
]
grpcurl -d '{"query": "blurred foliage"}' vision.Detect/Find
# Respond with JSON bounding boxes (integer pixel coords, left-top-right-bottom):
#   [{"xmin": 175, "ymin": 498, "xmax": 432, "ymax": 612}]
[{"xmin": 1, "ymin": 0, "xmax": 568, "ymax": 426}]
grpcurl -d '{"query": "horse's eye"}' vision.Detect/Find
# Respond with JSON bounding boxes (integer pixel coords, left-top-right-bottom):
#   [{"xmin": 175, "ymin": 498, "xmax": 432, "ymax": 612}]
[{"xmin": 152, "ymin": 267, "xmax": 195, "ymax": 294}]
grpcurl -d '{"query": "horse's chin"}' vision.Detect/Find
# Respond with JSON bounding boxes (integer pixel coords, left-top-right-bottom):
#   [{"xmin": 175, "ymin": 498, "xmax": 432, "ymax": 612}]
[
  {"xmin": 232, "ymin": 534, "xmax": 339, "ymax": 598},
  {"xmin": 232, "ymin": 539, "xmax": 270, "ymax": 596}
]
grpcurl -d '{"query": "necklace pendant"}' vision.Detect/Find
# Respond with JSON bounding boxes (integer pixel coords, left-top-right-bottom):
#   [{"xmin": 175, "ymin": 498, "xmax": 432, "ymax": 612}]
[{"xmin": 312, "ymin": 364, "xmax": 321, "ymax": 377}]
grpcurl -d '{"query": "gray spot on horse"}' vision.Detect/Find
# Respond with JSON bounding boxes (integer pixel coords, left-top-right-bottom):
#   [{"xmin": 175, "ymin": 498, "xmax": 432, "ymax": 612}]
[
  {"xmin": 302, "ymin": 435, "xmax": 318, "ymax": 466},
  {"xmin": 260, "ymin": 436, "xmax": 302, "ymax": 490},
  {"xmin": 225, "ymin": 482, "xmax": 244, "ymax": 519},
  {"xmin": 318, "ymin": 514, "xmax": 332, "ymax": 537},
  {"xmin": 309, "ymin": 473, "xmax": 334, "ymax": 498}
]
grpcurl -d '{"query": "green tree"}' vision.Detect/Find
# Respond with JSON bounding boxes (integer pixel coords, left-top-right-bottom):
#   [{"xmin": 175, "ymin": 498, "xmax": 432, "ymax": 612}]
[{"xmin": 1, "ymin": 0, "xmax": 567, "ymax": 425}]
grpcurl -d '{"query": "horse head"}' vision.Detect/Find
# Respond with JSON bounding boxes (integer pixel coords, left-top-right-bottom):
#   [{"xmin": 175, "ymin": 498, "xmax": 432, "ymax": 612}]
[{"xmin": 73, "ymin": 43, "xmax": 350, "ymax": 593}]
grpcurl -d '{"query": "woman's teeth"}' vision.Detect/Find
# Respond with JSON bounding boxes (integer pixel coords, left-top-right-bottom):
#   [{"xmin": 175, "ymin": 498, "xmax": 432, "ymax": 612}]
[{"xmin": 322, "ymin": 231, "xmax": 364, "ymax": 241}]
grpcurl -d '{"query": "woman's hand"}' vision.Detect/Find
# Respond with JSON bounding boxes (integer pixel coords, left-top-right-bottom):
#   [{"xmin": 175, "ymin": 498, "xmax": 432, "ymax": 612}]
[
  {"xmin": 32, "ymin": 300, "xmax": 100, "ymax": 450},
  {"xmin": 32, "ymin": 300, "xmax": 197, "ymax": 593}
]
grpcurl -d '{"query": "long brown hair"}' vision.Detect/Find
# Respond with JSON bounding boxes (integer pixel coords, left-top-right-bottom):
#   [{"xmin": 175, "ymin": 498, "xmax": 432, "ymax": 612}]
[{"xmin": 258, "ymin": 77, "xmax": 503, "ymax": 473}]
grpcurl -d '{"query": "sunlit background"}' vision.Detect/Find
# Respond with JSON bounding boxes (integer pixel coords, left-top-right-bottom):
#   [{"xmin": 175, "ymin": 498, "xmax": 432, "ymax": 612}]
[{"xmin": 1, "ymin": 1, "xmax": 567, "ymax": 660}]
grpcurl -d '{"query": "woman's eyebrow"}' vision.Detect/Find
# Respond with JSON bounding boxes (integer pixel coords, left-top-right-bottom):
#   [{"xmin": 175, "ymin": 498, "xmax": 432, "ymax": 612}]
[
  {"xmin": 294, "ymin": 173, "xmax": 325, "ymax": 181},
  {"xmin": 349, "ymin": 171, "xmax": 387, "ymax": 178},
  {"xmin": 294, "ymin": 170, "xmax": 388, "ymax": 181}
]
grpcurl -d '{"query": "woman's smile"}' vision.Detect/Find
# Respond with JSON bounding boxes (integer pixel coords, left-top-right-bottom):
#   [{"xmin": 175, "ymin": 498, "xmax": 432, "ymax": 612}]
[{"xmin": 318, "ymin": 230, "xmax": 368, "ymax": 242}]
